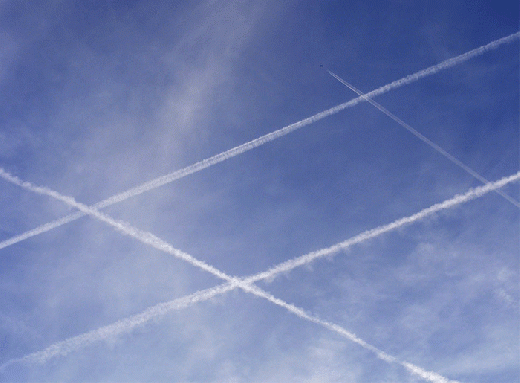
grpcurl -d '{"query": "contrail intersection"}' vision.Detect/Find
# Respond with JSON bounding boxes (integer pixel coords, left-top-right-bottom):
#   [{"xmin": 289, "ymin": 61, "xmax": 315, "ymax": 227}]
[{"xmin": 1, "ymin": 32, "xmax": 519, "ymax": 382}]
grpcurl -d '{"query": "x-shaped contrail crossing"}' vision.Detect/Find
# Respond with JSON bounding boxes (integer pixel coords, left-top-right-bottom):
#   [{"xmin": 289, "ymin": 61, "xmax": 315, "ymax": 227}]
[{"xmin": 1, "ymin": 32, "xmax": 519, "ymax": 382}]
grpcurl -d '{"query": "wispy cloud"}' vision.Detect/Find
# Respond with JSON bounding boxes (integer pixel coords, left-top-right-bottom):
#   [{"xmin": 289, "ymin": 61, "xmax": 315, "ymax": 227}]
[
  {"xmin": 2, "ymin": 280, "xmax": 460, "ymax": 382},
  {"xmin": 241, "ymin": 284, "xmax": 462, "ymax": 383},
  {"xmin": 0, "ymin": 32, "xmax": 517, "ymax": 252}
]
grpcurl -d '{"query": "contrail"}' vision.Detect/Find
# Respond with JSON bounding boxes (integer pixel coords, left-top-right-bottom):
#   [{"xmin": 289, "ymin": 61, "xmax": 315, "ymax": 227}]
[
  {"xmin": 1, "ymin": 31, "xmax": 518, "ymax": 252},
  {"xmin": 0, "ymin": 168, "xmax": 239, "ymax": 285},
  {"xmin": 243, "ymin": 284, "xmax": 461, "ymax": 383},
  {"xmin": 327, "ymin": 70, "xmax": 520, "ymax": 208},
  {"xmin": 1, "ymin": 280, "xmax": 460, "ymax": 383},
  {"xmin": 3, "ymin": 171, "xmax": 517, "ymax": 381},
  {"xmin": 0, "ymin": 283, "xmax": 236, "ymax": 371},
  {"xmin": 0, "ymin": 172, "xmax": 462, "ymax": 383},
  {"xmin": 1, "ymin": 31, "xmax": 519, "ymax": 381},
  {"xmin": 244, "ymin": 171, "xmax": 520, "ymax": 284}
]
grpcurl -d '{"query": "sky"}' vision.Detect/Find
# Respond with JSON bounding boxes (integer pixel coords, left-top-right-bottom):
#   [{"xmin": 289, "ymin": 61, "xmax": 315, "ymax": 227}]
[{"xmin": 0, "ymin": 1, "xmax": 518, "ymax": 382}]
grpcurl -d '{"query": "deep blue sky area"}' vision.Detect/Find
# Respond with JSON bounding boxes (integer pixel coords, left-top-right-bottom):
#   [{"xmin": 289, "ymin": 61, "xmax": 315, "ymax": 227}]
[{"xmin": 0, "ymin": 1, "xmax": 518, "ymax": 382}]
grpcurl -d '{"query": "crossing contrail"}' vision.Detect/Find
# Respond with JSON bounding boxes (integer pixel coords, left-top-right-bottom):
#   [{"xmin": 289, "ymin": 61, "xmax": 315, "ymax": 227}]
[
  {"xmin": 0, "ymin": 280, "xmax": 460, "ymax": 383},
  {"xmin": 327, "ymin": 70, "xmax": 520, "ymax": 209},
  {"xmin": 0, "ymin": 171, "xmax": 463, "ymax": 383},
  {"xmin": 0, "ymin": 31, "xmax": 518, "ymax": 252},
  {"xmin": 2, "ymin": 171, "xmax": 517, "ymax": 382},
  {"xmin": 2, "ymin": 168, "xmax": 518, "ymax": 289},
  {"xmin": 0, "ymin": 168, "xmax": 241, "ymax": 287}
]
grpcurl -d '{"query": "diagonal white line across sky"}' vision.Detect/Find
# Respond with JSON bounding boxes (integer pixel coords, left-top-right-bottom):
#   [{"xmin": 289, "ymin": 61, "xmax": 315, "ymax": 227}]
[
  {"xmin": 1, "ymin": 3, "xmax": 517, "ymax": 382},
  {"xmin": 0, "ymin": 167, "xmax": 467, "ymax": 383},
  {"xmin": 326, "ymin": 70, "xmax": 520, "ymax": 208},
  {"xmin": 1, "ymin": 167, "xmax": 518, "ymax": 382},
  {"xmin": 0, "ymin": 31, "xmax": 518, "ymax": 252},
  {"xmin": 0, "ymin": 31, "xmax": 518, "ymax": 383}
]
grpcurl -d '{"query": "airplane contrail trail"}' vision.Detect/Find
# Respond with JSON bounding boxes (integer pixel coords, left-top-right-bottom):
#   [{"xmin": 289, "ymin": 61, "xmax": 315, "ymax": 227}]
[
  {"xmin": 2, "ymin": 170, "xmax": 517, "ymax": 381},
  {"xmin": 0, "ymin": 280, "xmax": 460, "ymax": 383},
  {"xmin": 0, "ymin": 283, "xmax": 236, "ymax": 370},
  {"xmin": 0, "ymin": 168, "xmax": 241, "ymax": 286},
  {"xmin": 2, "ymin": 31, "xmax": 519, "ymax": 381},
  {"xmin": 244, "ymin": 170, "xmax": 520, "ymax": 284},
  {"xmin": 244, "ymin": 285, "xmax": 461, "ymax": 383},
  {"xmin": 0, "ymin": 31, "xmax": 518, "ymax": 252},
  {"xmin": 327, "ymin": 70, "xmax": 520, "ymax": 208},
  {"xmin": 0, "ymin": 170, "xmax": 463, "ymax": 383}
]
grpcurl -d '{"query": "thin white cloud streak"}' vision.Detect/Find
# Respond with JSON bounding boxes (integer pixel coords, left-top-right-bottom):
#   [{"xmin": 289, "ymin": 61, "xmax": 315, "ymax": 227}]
[
  {"xmin": 1, "ymin": 280, "xmax": 459, "ymax": 383},
  {"xmin": 0, "ymin": 180, "xmax": 459, "ymax": 383},
  {"xmin": 245, "ymin": 171, "xmax": 520, "ymax": 284},
  {"xmin": 0, "ymin": 169, "xmax": 461, "ymax": 383},
  {"xmin": 0, "ymin": 172, "xmax": 465, "ymax": 383},
  {"xmin": 242, "ymin": 284, "xmax": 462, "ymax": 383},
  {"xmin": 0, "ymin": 283, "xmax": 236, "ymax": 371},
  {"xmin": 0, "ymin": 31, "xmax": 518, "ymax": 252},
  {"xmin": 0, "ymin": 168, "xmax": 242, "ymax": 286},
  {"xmin": 2, "ymin": 171, "xmax": 517, "ymax": 382},
  {"xmin": 327, "ymin": 70, "xmax": 520, "ymax": 209},
  {"xmin": 0, "ymin": 210, "xmax": 85, "ymax": 250}
]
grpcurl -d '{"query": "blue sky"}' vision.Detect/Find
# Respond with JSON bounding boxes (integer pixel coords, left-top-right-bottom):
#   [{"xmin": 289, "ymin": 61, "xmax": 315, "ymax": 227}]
[{"xmin": 0, "ymin": 1, "xmax": 518, "ymax": 382}]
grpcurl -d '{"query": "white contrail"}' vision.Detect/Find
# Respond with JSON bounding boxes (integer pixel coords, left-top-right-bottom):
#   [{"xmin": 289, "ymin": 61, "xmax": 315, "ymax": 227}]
[
  {"xmin": 327, "ymin": 70, "xmax": 520, "ymax": 209},
  {"xmin": 2, "ymin": 171, "xmax": 517, "ymax": 382},
  {"xmin": 242, "ymin": 284, "xmax": 461, "ymax": 383},
  {"xmin": 0, "ymin": 173, "xmax": 461, "ymax": 383},
  {"xmin": 244, "ymin": 171, "xmax": 520, "ymax": 284},
  {"xmin": 0, "ymin": 283, "xmax": 236, "ymax": 370},
  {"xmin": 1, "ymin": 31, "xmax": 518, "ymax": 252},
  {"xmin": 1, "ymin": 280, "xmax": 459, "ymax": 383},
  {"xmin": 0, "ymin": 168, "xmax": 239, "ymax": 285},
  {"xmin": 0, "ymin": 210, "xmax": 85, "ymax": 250},
  {"xmin": 1, "ymin": 31, "xmax": 518, "ymax": 380}
]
